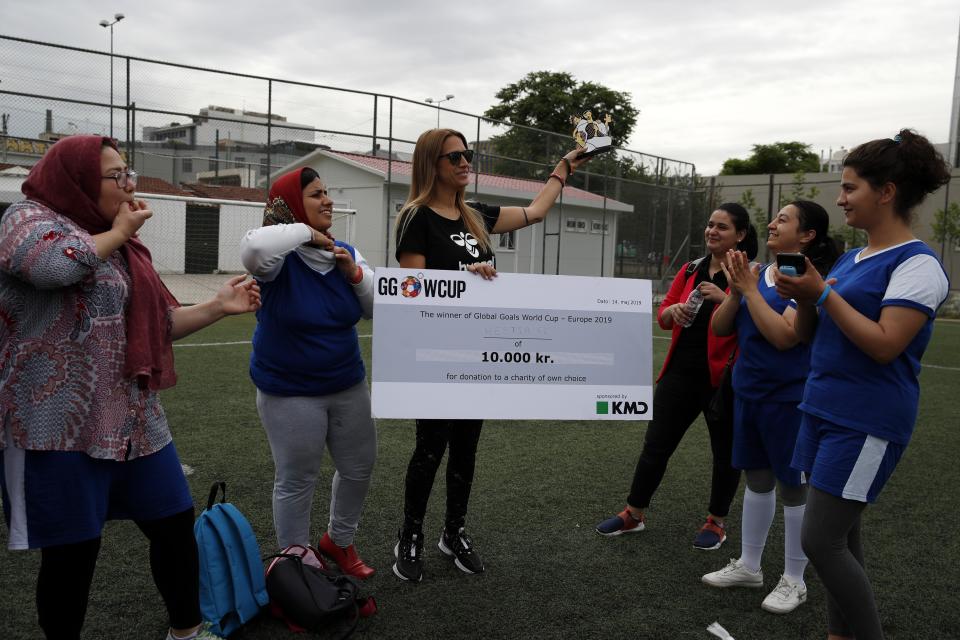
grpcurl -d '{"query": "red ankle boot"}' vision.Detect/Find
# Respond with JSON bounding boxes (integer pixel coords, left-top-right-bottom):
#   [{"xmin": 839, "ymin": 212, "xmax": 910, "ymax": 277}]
[{"xmin": 318, "ymin": 532, "xmax": 375, "ymax": 579}]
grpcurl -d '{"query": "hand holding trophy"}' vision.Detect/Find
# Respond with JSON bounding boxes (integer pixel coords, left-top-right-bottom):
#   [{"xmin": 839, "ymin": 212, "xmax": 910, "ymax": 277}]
[{"xmin": 570, "ymin": 110, "xmax": 614, "ymax": 158}]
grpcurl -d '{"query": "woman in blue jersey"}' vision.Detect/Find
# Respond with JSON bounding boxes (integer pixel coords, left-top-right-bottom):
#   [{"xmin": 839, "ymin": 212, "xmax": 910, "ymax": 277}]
[
  {"xmin": 774, "ymin": 129, "xmax": 950, "ymax": 639},
  {"xmin": 240, "ymin": 167, "xmax": 377, "ymax": 579},
  {"xmin": 702, "ymin": 201, "xmax": 838, "ymax": 614}
]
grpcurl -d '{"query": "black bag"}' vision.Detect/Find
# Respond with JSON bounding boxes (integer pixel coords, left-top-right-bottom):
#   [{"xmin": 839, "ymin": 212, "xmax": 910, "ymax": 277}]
[
  {"xmin": 705, "ymin": 348, "xmax": 737, "ymax": 424},
  {"xmin": 265, "ymin": 552, "xmax": 375, "ymax": 638}
]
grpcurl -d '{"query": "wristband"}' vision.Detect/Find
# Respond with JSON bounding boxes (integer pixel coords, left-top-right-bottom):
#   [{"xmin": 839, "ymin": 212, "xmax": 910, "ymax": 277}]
[
  {"xmin": 350, "ymin": 265, "xmax": 363, "ymax": 285},
  {"xmin": 814, "ymin": 283, "xmax": 831, "ymax": 306},
  {"xmin": 548, "ymin": 173, "xmax": 565, "ymax": 187},
  {"xmin": 561, "ymin": 157, "xmax": 573, "ymax": 177}
]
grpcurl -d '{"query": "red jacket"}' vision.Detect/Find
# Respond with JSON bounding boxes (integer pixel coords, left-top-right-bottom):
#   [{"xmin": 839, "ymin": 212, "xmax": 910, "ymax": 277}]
[{"xmin": 657, "ymin": 260, "xmax": 738, "ymax": 387}]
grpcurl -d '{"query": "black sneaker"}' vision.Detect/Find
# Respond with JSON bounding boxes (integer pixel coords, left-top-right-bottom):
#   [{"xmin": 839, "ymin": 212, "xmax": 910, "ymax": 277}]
[
  {"xmin": 438, "ymin": 528, "xmax": 485, "ymax": 575},
  {"xmin": 392, "ymin": 529, "xmax": 424, "ymax": 582}
]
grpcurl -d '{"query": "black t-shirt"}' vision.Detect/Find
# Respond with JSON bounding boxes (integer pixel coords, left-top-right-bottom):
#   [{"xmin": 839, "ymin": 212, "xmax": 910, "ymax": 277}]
[
  {"xmin": 395, "ymin": 203, "xmax": 501, "ymax": 271},
  {"xmin": 670, "ymin": 258, "xmax": 728, "ymax": 371}
]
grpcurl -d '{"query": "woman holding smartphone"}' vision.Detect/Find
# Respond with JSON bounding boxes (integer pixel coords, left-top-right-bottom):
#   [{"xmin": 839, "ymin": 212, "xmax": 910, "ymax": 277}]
[
  {"xmin": 596, "ymin": 204, "xmax": 756, "ymax": 550},
  {"xmin": 703, "ymin": 201, "xmax": 838, "ymax": 614},
  {"xmin": 775, "ymin": 130, "xmax": 949, "ymax": 639},
  {"xmin": 391, "ymin": 128, "xmax": 588, "ymax": 582}
]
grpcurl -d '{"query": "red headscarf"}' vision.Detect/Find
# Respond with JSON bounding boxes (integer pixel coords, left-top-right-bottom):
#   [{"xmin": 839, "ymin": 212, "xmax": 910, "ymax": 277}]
[
  {"xmin": 262, "ymin": 168, "xmax": 311, "ymax": 226},
  {"xmin": 22, "ymin": 135, "xmax": 180, "ymax": 391}
]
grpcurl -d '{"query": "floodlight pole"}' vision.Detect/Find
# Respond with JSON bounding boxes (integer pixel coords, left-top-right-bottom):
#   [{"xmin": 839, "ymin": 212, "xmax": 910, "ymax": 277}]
[
  {"xmin": 99, "ymin": 13, "xmax": 125, "ymax": 139},
  {"xmin": 424, "ymin": 94, "xmax": 455, "ymax": 127}
]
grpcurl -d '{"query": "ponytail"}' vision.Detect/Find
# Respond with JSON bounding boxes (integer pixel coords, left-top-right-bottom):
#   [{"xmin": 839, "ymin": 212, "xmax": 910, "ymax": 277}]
[
  {"xmin": 718, "ymin": 202, "xmax": 758, "ymax": 260},
  {"xmin": 842, "ymin": 128, "xmax": 951, "ymax": 221},
  {"xmin": 790, "ymin": 200, "xmax": 840, "ymax": 277}
]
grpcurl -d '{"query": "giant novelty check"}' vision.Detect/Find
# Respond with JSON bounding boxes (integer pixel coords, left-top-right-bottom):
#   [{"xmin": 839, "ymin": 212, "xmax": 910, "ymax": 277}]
[{"xmin": 371, "ymin": 268, "xmax": 653, "ymax": 420}]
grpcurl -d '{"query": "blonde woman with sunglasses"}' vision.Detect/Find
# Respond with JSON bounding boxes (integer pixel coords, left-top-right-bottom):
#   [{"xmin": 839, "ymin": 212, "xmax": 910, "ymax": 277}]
[{"xmin": 391, "ymin": 128, "xmax": 588, "ymax": 582}]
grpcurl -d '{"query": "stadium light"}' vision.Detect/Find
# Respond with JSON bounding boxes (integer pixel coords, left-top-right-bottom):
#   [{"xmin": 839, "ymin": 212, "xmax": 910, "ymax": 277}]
[
  {"xmin": 99, "ymin": 13, "xmax": 125, "ymax": 138},
  {"xmin": 424, "ymin": 94, "xmax": 455, "ymax": 127}
]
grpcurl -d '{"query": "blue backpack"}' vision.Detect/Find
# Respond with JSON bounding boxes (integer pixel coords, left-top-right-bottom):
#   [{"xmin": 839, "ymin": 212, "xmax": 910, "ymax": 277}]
[{"xmin": 195, "ymin": 482, "xmax": 270, "ymax": 637}]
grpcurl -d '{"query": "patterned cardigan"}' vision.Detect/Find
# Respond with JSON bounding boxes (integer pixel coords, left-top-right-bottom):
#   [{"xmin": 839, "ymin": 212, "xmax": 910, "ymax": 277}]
[{"xmin": 0, "ymin": 200, "xmax": 173, "ymax": 460}]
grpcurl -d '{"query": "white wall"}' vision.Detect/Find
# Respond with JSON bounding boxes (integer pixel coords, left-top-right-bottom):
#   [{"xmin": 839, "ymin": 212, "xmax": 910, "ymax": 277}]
[
  {"xmin": 218, "ymin": 203, "xmax": 264, "ymax": 272},
  {"xmin": 0, "ymin": 175, "xmax": 25, "ymax": 208},
  {"xmin": 138, "ymin": 197, "xmax": 186, "ymax": 274}
]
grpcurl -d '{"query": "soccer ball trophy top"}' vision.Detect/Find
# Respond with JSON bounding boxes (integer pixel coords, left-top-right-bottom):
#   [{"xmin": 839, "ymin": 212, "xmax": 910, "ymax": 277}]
[{"xmin": 570, "ymin": 111, "xmax": 613, "ymax": 158}]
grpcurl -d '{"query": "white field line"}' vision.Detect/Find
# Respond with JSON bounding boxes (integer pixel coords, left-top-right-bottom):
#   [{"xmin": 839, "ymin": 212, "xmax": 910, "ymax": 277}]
[{"xmin": 174, "ymin": 334, "xmax": 960, "ymax": 372}]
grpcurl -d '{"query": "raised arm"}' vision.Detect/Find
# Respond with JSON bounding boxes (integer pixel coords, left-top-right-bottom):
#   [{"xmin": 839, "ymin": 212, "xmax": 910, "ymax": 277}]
[
  {"xmin": 0, "ymin": 203, "xmax": 104, "ymax": 289},
  {"xmin": 492, "ymin": 149, "xmax": 591, "ymax": 233},
  {"xmin": 240, "ymin": 223, "xmax": 316, "ymax": 281},
  {"xmin": 711, "ymin": 289, "xmax": 740, "ymax": 337},
  {"xmin": 721, "ymin": 251, "xmax": 799, "ymax": 349}
]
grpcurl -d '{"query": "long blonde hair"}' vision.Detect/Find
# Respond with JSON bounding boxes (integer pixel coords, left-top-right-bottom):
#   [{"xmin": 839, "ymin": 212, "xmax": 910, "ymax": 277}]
[{"xmin": 395, "ymin": 128, "xmax": 491, "ymax": 254}]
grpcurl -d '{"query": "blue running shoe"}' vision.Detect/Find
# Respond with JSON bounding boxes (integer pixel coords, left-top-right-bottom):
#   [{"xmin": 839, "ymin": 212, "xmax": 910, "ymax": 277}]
[
  {"xmin": 693, "ymin": 515, "xmax": 727, "ymax": 550},
  {"xmin": 595, "ymin": 507, "xmax": 646, "ymax": 536}
]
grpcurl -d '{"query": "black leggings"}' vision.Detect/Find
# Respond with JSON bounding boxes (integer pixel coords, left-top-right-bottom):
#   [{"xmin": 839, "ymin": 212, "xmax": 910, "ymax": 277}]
[
  {"xmin": 802, "ymin": 487, "xmax": 883, "ymax": 639},
  {"xmin": 627, "ymin": 364, "xmax": 740, "ymax": 517},
  {"xmin": 37, "ymin": 506, "xmax": 200, "ymax": 640},
  {"xmin": 403, "ymin": 419, "xmax": 483, "ymax": 534}
]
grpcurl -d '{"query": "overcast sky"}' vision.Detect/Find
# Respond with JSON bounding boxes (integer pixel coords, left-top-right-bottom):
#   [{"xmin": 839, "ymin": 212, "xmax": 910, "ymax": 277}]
[{"xmin": 2, "ymin": 0, "xmax": 959, "ymax": 174}]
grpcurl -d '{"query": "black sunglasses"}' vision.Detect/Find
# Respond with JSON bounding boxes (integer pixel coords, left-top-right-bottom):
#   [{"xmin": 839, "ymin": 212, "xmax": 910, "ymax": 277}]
[{"xmin": 438, "ymin": 150, "xmax": 474, "ymax": 165}]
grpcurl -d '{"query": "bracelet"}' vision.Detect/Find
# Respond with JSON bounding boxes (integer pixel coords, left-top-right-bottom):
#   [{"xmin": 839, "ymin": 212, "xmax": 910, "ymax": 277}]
[
  {"xmin": 350, "ymin": 265, "xmax": 363, "ymax": 285},
  {"xmin": 521, "ymin": 207, "xmax": 529, "ymax": 226},
  {"xmin": 548, "ymin": 173, "xmax": 565, "ymax": 187},
  {"xmin": 814, "ymin": 283, "xmax": 831, "ymax": 306},
  {"xmin": 561, "ymin": 157, "xmax": 573, "ymax": 177}
]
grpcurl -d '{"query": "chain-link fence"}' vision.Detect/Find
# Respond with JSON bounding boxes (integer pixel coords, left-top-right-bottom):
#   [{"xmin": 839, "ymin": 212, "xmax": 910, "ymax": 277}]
[{"xmin": 1, "ymin": 34, "xmax": 711, "ymax": 297}]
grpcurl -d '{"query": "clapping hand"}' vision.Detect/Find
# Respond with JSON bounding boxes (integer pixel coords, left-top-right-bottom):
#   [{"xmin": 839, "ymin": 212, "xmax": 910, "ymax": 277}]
[{"xmin": 720, "ymin": 249, "xmax": 760, "ymax": 296}]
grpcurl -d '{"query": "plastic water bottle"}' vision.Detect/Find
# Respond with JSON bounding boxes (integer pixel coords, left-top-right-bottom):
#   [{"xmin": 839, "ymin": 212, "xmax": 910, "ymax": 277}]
[{"xmin": 679, "ymin": 289, "xmax": 704, "ymax": 328}]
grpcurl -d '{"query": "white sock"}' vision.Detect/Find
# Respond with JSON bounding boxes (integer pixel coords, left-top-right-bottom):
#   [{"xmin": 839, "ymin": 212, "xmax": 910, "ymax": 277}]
[
  {"xmin": 783, "ymin": 504, "xmax": 808, "ymax": 584},
  {"xmin": 740, "ymin": 487, "xmax": 776, "ymax": 573}
]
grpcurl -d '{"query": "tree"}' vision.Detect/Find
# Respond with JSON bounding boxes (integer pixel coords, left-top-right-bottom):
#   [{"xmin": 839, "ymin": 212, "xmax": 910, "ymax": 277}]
[
  {"xmin": 483, "ymin": 71, "xmax": 639, "ymax": 179},
  {"xmin": 931, "ymin": 201, "xmax": 960, "ymax": 273},
  {"xmin": 720, "ymin": 142, "xmax": 820, "ymax": 176}
]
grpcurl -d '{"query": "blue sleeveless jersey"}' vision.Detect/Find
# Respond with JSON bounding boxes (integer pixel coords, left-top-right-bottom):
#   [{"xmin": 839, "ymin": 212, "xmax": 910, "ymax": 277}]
[{"xmin": 250, "ymin": 242, "xmax": 365, "ymax": 396}]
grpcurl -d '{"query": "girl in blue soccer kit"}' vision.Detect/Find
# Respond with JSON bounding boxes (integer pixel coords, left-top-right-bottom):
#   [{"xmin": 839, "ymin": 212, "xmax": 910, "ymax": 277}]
[
  {"xmin": 703, "ymin": 201, "xmax": 838, "ymax": 614},
  {"xmin": 774, "ymin": 129, "xmax": 950, "ymax": 640}
]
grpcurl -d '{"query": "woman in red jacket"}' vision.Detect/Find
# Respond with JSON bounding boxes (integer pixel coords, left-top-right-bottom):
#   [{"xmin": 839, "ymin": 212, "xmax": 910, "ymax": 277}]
[{"xmin": 597, "ymin": 203, "xmax": 757, "ymax": 549}]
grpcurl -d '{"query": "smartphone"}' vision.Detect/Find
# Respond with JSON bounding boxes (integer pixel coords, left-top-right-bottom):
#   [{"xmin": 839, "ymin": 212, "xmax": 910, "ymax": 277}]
[{"xmin": 776, "ymin": 252, "xmax": 806, "ymax": 277}]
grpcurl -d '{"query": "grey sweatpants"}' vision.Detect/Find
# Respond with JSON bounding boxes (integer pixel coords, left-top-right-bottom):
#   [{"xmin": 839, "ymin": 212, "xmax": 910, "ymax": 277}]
[{"xmin": 257, "ymin": 382, "xmax": 377, "ymax": 549}]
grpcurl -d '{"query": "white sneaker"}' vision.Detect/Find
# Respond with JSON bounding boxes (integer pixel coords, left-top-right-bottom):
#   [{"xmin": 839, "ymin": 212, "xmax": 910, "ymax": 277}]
[
  {"xmin": 761, "ymin": 574, "xmax": 807, "ymax": 614},
  {"xmin": 702, "ymin": 558, "xmax": 764, "ymax": 588}
]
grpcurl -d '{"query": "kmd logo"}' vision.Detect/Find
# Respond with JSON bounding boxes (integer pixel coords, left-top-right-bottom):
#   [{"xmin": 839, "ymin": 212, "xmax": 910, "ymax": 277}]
[
  {"xmin": 596, "ymin": 400, "xmax": 649, "ymax": 416},
  {"xmin": 378, "ymin": 273, "xmax": 467, "ymax": 299}
]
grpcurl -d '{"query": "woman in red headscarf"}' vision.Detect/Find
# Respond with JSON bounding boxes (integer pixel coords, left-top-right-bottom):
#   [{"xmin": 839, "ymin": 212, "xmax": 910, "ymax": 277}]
[
  {"xmin": 240, "ymin": 167, "xmax": 376, "ymax": 579},
  {"xmin": 0, "ymin": 136, "xmax": 260, "ymax": 640}
]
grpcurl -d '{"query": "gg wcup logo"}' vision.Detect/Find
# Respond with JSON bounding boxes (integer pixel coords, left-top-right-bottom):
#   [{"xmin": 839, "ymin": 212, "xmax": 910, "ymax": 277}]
[
  {"xmin": 400, "ymin": 275, "xmax": 421, "ymax": 298},
  {"xmin": 596, "ymin": 400, "xmax": 649, "ymax": 416},
  {"xmin": 377, "ymin": 272, "xmax": 467, "ymax": 300}
]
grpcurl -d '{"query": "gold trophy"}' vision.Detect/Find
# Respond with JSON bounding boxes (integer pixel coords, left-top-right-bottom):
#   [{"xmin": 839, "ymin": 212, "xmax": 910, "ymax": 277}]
[{"xmin": 570, "ymin": 111, "xmax": 613, "ymax": 158}]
